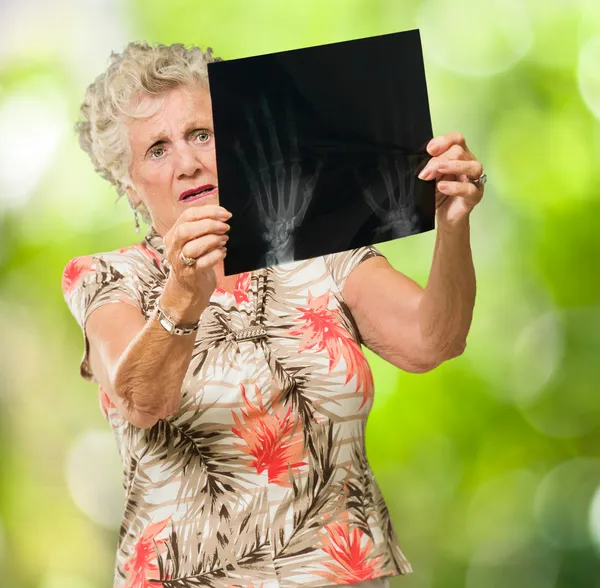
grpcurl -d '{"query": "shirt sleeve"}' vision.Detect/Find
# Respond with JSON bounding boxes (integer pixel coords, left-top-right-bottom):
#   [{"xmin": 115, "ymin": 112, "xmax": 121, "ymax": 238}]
[
  {"xmin": 324, "ymin": 245, "xmax": 385, "ymax": 296},
  {"xmin": 61, "ymin": 254, "xmax": 144, "ymax": 383}
]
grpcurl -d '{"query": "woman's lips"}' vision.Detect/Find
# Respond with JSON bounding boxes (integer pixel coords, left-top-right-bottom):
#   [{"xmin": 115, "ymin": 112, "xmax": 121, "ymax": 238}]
[{"xmin": 180, "ymin": 187, "xmax": 218, "ymax": 203}]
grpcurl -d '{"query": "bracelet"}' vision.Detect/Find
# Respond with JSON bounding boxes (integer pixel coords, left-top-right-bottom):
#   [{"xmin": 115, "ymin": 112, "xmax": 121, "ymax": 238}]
[{"xmin": 155, "ymin": 300, "xmax": 200, "ymax": 336}]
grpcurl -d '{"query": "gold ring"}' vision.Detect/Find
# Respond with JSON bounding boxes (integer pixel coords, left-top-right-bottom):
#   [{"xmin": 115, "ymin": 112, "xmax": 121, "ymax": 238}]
[{"xmin": 179, "ymin": 251, "xmax": 196, "ymax": 266}]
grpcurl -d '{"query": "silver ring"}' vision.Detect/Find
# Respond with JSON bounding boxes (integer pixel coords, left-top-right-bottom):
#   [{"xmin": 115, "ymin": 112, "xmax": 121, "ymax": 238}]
[
  {"xmin": 471, "ymin": 172, "xmax": 487, "ymax": 186},
  {"xmin": 179, "ymin": 251, "xmax": 196, "ymax": 266}
]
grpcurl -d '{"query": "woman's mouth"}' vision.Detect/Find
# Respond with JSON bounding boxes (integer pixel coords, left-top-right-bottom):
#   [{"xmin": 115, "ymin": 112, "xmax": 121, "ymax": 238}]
[{"xmin": 179, "ymin": 185, "xmax": 218, "ymax": 203}]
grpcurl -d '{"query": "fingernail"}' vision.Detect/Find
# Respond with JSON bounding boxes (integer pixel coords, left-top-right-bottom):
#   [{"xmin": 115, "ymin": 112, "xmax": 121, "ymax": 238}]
[{"xmin": 418, "ymin": 169, "xmax": 428, "ymax": 180}]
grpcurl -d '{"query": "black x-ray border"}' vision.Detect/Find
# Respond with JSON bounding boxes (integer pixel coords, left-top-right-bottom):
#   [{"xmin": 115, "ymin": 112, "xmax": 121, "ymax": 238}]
[{"xmin": 208, "ymin": 28, "xmax": 435, "ymax": 275}]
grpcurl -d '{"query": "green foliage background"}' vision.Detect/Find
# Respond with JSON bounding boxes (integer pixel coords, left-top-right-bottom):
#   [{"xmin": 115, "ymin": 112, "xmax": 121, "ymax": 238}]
[{"xmin": 0, "ymin": 0, "xmax": 599, "ymax": 586}]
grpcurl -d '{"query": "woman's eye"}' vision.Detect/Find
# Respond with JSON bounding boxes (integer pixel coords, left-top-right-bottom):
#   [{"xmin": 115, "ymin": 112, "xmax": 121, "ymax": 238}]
[
  {"xmin": 195, "ymin": 130, "xmax": 210, "ymax": 143},
  {"xmin": 150, "ymin": 147, "xmax": 165, "ymax": 158}
]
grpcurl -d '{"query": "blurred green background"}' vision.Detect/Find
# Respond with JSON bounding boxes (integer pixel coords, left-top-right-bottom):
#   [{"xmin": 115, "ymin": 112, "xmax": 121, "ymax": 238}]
[{"xmin": 1, "ymin": 0, "xmax": 599, "ymax": 586}]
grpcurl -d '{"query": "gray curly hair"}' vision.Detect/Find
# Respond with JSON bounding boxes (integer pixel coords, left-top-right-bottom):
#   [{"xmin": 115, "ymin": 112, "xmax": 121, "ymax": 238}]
[{"xmin": 75, "ymin": 41, "xmax": 222, "ymax": 223}]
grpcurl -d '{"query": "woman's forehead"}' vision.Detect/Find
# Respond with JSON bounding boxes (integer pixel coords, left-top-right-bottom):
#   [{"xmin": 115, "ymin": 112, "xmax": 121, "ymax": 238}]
[
  {"xmin": 139, "ymin": 84, "xmax": 210, "ymax": 113},
  {"xmin": 128, "ymin": 87, "xmax": 213, "ymax": 139}
]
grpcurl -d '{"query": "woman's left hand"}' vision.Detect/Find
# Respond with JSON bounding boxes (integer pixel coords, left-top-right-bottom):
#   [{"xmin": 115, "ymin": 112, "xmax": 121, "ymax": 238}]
[{"xmin": 418, "ymin": 131, "xmax": 485, "ymax": 230}]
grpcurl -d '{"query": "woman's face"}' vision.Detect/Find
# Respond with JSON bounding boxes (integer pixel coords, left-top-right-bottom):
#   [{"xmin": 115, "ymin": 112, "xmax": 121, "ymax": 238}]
[{"xmin": 125, "ymin": 83, "xmax": 219, "ymax": 236}]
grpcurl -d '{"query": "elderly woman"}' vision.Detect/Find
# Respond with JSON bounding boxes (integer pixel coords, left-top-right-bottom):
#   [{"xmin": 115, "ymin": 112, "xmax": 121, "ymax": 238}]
[{"xmin": 61, "ymin": 42, "xmax": 484, "ymax": 588}]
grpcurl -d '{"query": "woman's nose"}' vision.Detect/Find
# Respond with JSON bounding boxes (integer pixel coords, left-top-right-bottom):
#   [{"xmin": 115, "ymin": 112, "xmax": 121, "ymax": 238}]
[{"xmin": 174, "ymin": 143, "xmax": 203, "ymax": 177}]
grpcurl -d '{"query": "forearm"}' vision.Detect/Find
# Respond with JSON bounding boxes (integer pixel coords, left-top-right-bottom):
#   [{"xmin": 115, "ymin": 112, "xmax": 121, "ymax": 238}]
[
  {"xmin": 418, "ymin": 218, "xmax": 476, "ymax": 360},
  {"xmin": 113, "ymin": 276, "xmax": 207, "ymax": 426}
]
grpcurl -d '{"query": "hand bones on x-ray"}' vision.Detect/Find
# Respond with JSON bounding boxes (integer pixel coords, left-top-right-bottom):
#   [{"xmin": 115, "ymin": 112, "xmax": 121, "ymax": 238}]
[
  {"xmin": 234, "ymin": 95, "xmax": 322, "ymax": 267},
  {"xmin": 357, "ymin": 154, "xmax": 421, "ymax": 239}
]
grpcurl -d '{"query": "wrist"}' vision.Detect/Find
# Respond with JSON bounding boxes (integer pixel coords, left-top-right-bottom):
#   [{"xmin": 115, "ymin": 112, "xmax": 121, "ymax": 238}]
[
  {"xmin": 160, "ymin": 276, "xmax": 209, "ymax": 324},
  {"xmin": 436, "ymin": 214, "xmax": 471, "ymax": 237}
]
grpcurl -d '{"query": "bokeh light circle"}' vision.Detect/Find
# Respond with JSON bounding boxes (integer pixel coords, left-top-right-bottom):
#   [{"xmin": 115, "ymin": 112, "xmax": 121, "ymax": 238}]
[
  {"xmin": 466, "ymin": 469, "xmax": 539, "ymax": 564},
  {"xmin": 65, "ymin": 429, "xmax": 124, "ymax": 529},
  {"xmin": 526, "ymin": 0, "xmax": 585, "ymax": 69},
  {"xmin": 535, "ymin": 458, "xmax": 600, "ymax": 549},
  {"xmin": 0, "ymin": 78, "xmax": 68, "ymax": 211},
  {"xmin": 578, "ymin": 35, "xmax": 600, "ymax": 121},
  {"xmin": 465, "ymin": 273, "xmax": 558, "ymax": 405},
  {"xmin": 417, "ymin": 0, "xmax": 533, "ymax": 77},
  {"xmin": 587, "ymin": 484, "xmax": 600, "ymax": 554},
  {"xmin": 519, "ymin": 308, "xmax": 600, "ymax": 439},
  {"xmin": 511, "ymin": 311, "xmax": 565, "ymax": 407},
  {"xmin": 466, "ymin": 542, "xmax": 560, "ymax": 588}
]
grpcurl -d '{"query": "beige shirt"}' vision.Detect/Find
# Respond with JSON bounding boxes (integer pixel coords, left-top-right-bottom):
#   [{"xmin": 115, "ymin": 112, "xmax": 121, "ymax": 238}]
[{"xmin": 62, "ymin": 224, "xmax": 412, "ymax": 588}]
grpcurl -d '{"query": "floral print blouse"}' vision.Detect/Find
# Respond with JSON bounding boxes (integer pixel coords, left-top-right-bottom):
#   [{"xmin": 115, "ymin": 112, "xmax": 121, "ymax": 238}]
[{"xmin": 61, "ymin": 224, "xmax": 413, "ymax": 588}]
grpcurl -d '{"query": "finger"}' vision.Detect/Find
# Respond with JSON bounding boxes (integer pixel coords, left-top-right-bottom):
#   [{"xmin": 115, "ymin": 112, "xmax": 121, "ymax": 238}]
[
  {"xmin": 193, "ymin": 246, "xmax": 227, "ymax": 271},
  {"xmin": 260, "ymin": 95, "xmax": 283, "ymax": 165},
  {"xmin": 180, "ymin": 204, "xmax": 232, "ymax": 223},
  {"xmin": 182, "ymin": 234, "xmax": 229, "ymax": 260},
  {"xmin": 435, "ymin": 159, "xmax": 483, "ymax": 180},
  {"xmin": 419, "ymin": 146, "xmax": 470, "ymax": 180},
  {"xmin": 175, "ymin": 219, "xmax": 230, "ymax": 246},
  {"xmin": 437, "ymin": 180, "xmax": 483, "ymax": 204},
  {"xmin": 245, "ymin": 103, "xmax": 269, "ymax": 171},
  {"xmin": 427, "ymin": 131, "xmax": 468, "ymax": 156}
]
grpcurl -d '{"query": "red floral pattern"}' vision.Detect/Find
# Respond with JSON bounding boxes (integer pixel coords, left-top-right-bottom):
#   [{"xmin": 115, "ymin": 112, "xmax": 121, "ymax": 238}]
[
  {"xmin": 233, "ymin": 272, "xmax": 251, "ymax": 304},
  {"xmin": 124, "ymin": 518, "xmax": 171, "ymax": 588},
  {"xmin": 98, "ymin": 386, "xmax": 115, "ymax": 418},
  {"xmin": 214, "ymin": 272, "xmax": 251, "ymax": 303},
  {"xmin": 290, "ymin": 291, "xmax": 374, "ymax": 408},
  {"xmin": 61, "ymin": 256, "xmax": 95, "ymax": 297},
  {"xmin": 232, "ymin": 383, "xmax": 307, "ymax": 486},
  {"xmin": 318, "ymin": 517, "xmax": 385, "ymax": 584},
  {"xmin": 63, "ymin": 230, "xmax": 413, "ymax": 585}
]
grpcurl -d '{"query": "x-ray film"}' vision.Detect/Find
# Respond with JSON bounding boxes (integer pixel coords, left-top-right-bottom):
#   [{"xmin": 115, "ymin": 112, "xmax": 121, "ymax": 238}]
[{"xmin": 208, "ymin": 29, "xmax": 435, "ymax": 275}]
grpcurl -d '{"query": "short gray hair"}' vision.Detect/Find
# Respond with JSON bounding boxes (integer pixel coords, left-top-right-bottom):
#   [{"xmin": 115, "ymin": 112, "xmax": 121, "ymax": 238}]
[{"xmin": 75, "ymin": 41, "xmax": 222, "ymax": 207}]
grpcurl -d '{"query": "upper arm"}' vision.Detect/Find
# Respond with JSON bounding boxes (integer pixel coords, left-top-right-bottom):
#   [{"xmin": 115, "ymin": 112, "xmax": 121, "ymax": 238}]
[
  {"xmin": 85, "ymin": 301, "xmax": 147, "ymax": 421},
  {"xmin": 342, "ymin": 255, "xmax": 438, "ymax": 373},
  {"xmin": 62, "ymin": 254, "xmax": 152, "ymax": 425}
]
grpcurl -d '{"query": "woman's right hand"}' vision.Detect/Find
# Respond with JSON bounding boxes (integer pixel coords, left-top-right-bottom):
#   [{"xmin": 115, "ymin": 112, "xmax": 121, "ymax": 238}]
[{"xmin": 162, "ymin": 204, "xmax": 232, "ymax": 305}]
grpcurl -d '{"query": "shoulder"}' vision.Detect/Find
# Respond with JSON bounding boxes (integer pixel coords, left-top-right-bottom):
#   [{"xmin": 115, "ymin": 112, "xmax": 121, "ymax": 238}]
[
  {"xmin": 61, "ymin": 254, "xmax": 111, "ymax": 301},
  {"xmin": 61, "ymin": 243, "xmax": 161, "ymax": 301},
  {"xmin": 323, "ymin": 245, "xmax": 385, "ymax": 294}
]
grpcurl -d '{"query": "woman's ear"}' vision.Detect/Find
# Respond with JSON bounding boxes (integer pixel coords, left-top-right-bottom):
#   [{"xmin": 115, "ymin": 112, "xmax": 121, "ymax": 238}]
[
  {"xmin": 125, "ymin": 187, "xmax": 152, "ymax": 224},
  {"xmin": 125, "ymin": 184, "xmax": 141, "ymax": 209}
]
